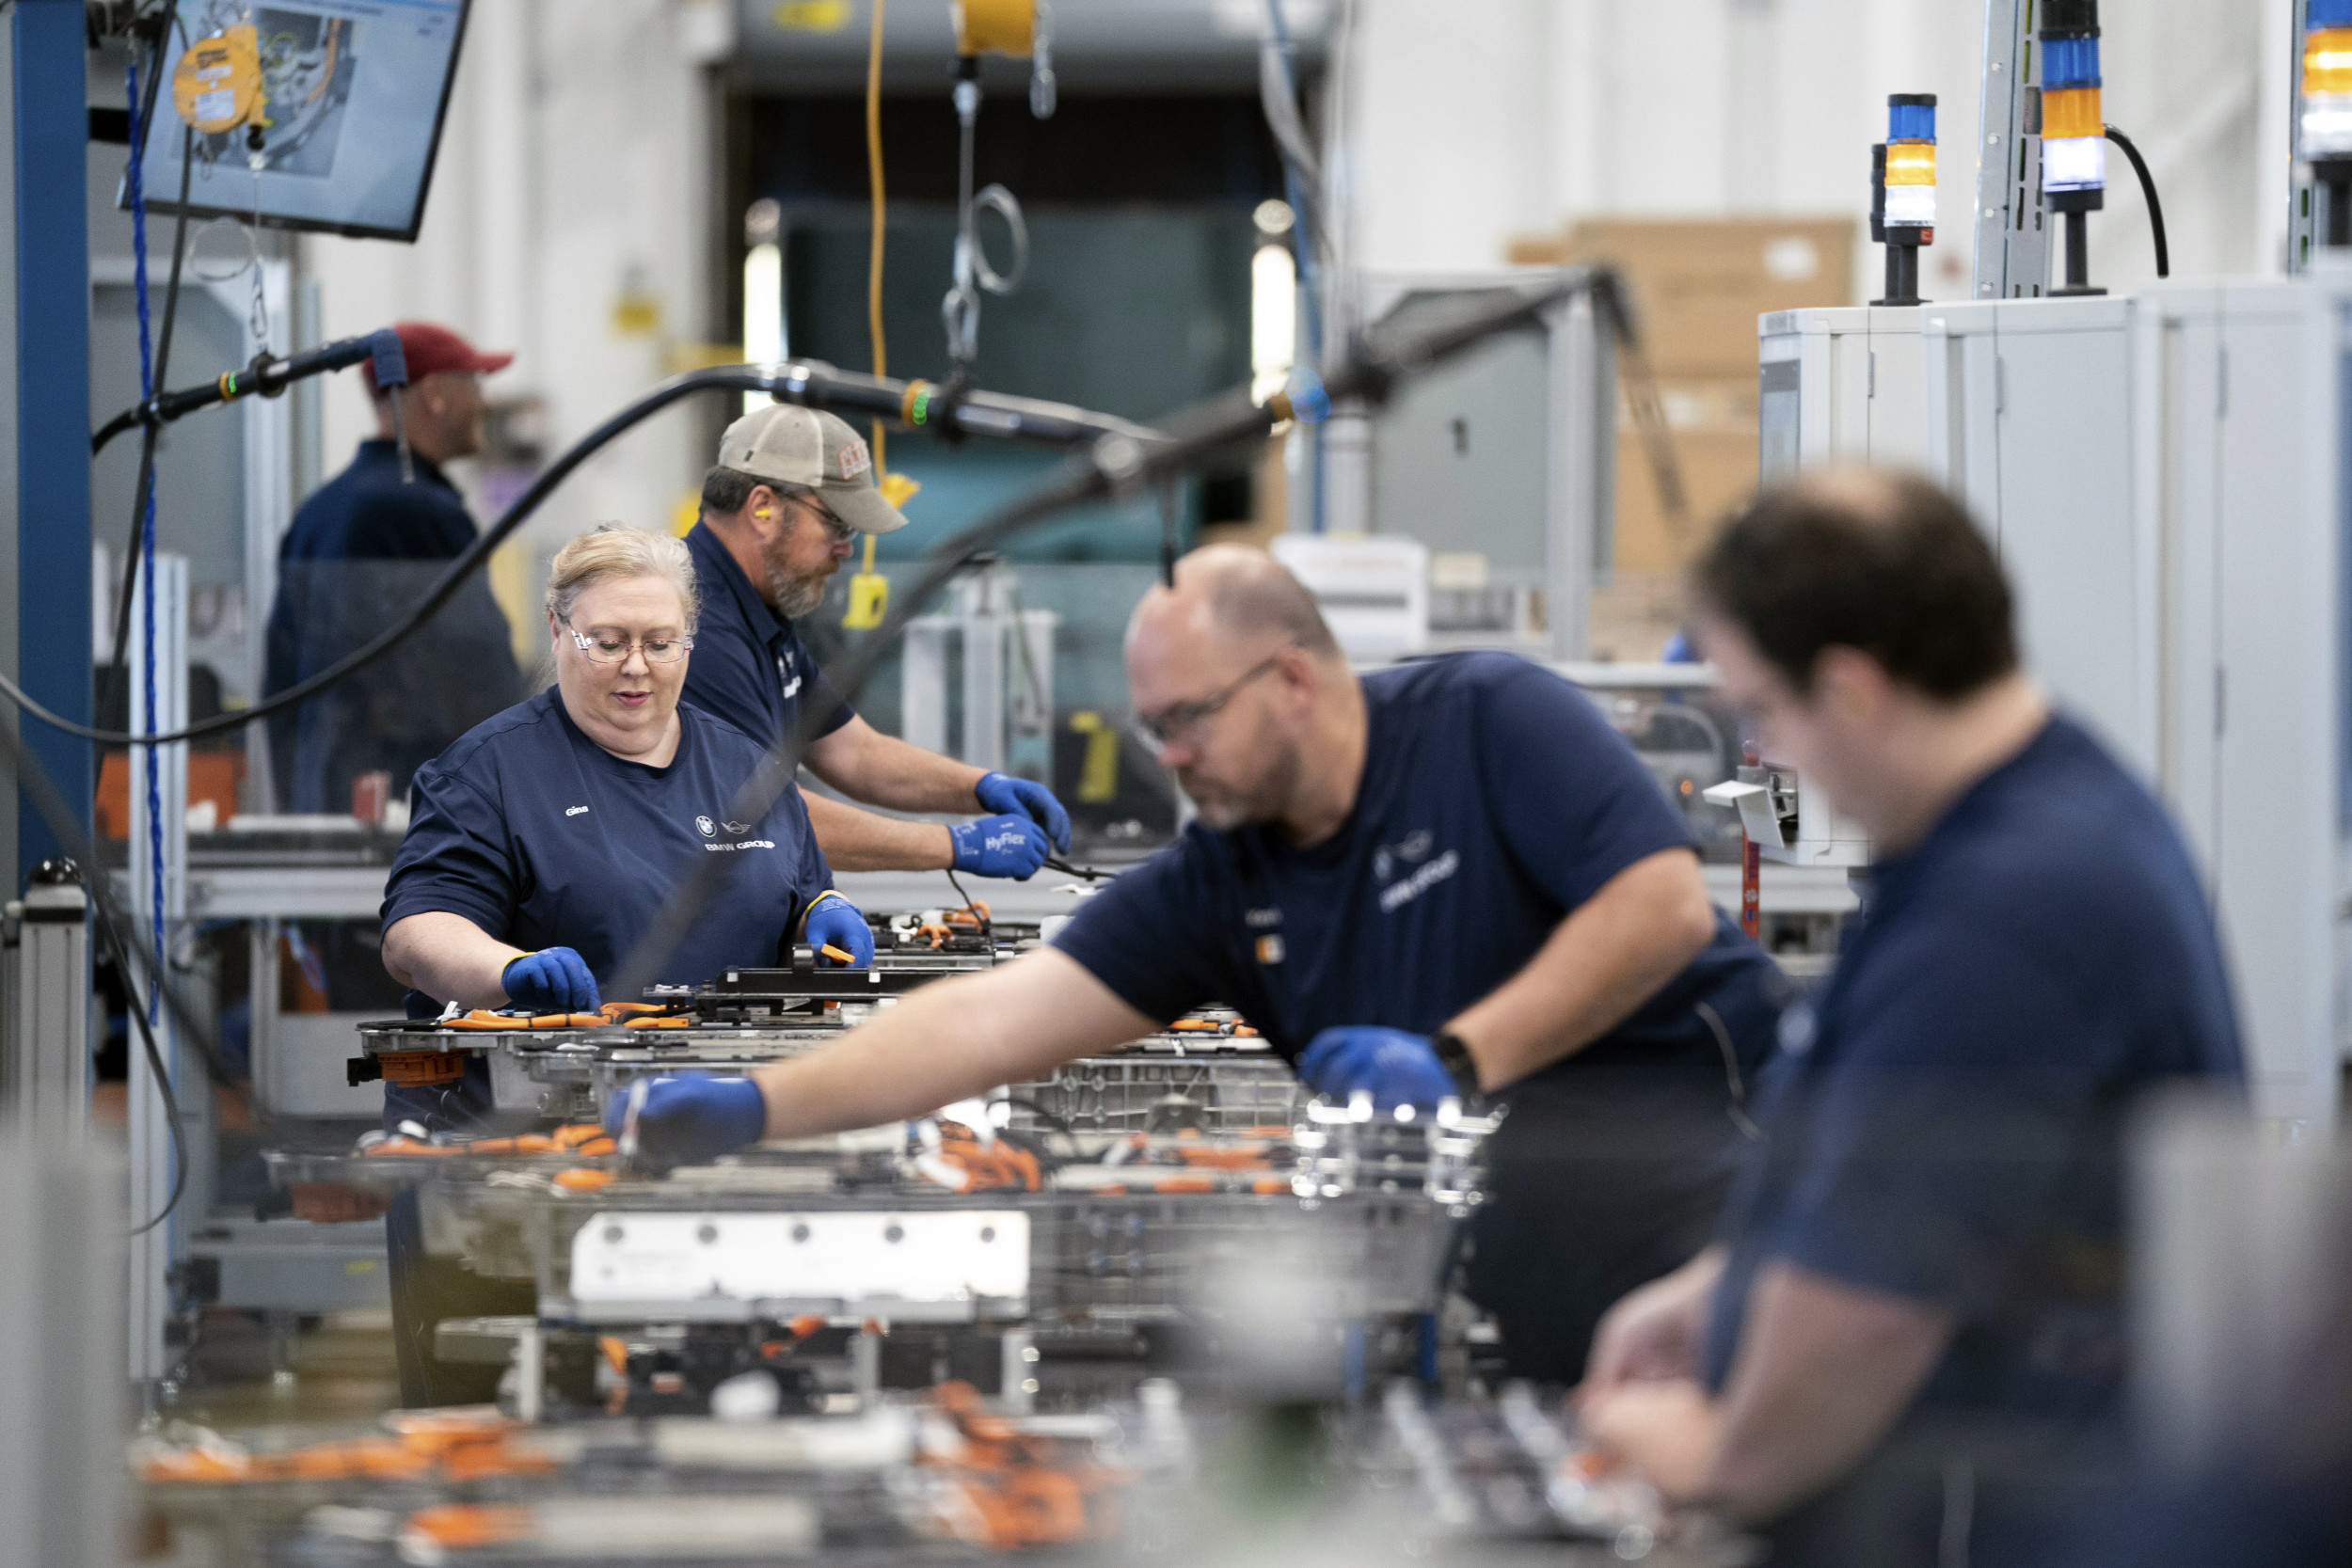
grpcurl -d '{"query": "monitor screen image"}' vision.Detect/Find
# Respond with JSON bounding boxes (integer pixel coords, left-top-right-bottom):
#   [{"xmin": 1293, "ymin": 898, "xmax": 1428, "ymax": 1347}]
[{"xmin": 131, "ymin": 0, "xmax": 469, "ymax": 242}]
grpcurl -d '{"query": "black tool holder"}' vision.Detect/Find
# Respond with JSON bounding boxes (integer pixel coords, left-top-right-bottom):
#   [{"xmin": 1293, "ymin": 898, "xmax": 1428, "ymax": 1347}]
[{"xmin": 1870, "ymin": 147, "xmax": 1927, "ymax": 307}]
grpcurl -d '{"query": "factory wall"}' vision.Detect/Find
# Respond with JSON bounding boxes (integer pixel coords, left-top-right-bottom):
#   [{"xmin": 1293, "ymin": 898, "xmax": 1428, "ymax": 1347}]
[
  {"xmin": 1339, "ymin": 0, "xmax": 2278, "ymax": 300},
  {"xmin": 289, "ymin": 0, "xmax": 2281, "ymax": 664}
]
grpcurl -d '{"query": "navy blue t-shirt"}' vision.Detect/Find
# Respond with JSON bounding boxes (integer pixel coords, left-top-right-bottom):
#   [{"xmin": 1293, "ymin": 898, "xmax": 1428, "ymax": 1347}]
[
  {"xmin": 677, "ymin": 522, "xmax": 853, "ymax": 749},
  {"xmin": 382, "ymin": 687, "xmax": 833, "ymax": 995},
  {"xmin": 263, "ymin": 439, "xmax": 522, "ymax": 814},
  {"xmin": 1054, "ymin": 653, "xmax": 1787, "ymax": 1132},
  {"xmin": 1702, "ymin": 716, "xmax": 2244, "ymax": 1424}
]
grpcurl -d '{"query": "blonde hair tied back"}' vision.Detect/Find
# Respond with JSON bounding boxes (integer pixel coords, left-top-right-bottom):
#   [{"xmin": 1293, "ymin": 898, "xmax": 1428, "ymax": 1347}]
[{"xmin": 544, "ymin": 524, "xmax": 700, "ymax": 636}]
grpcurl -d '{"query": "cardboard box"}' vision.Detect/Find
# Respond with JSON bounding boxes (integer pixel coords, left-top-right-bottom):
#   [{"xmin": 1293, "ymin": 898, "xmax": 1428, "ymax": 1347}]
[
  {"xmin": 1615, "ymin": 418, "xmax": 1760, "ymax": 576},
  {"xmin": 1510, "ymin": 217, "xmax": 1856, "ymax": 380},
  {"xmin": 1590, "ymin": 571, "xmax": 1693, "ymax": 664}
]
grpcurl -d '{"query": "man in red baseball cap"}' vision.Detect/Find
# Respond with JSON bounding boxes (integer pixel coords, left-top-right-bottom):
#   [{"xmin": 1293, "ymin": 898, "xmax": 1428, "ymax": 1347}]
[
  {"xmin": 262, "ymin": 322, "xmax": 529, "ymax": 1254},
  {"xmin": 267, "ymin": 318, "xmax": 523, "ymax": 822},
  {"xmin": 356, "ymin": 320, "xmax": 515, "ymax": 445}
]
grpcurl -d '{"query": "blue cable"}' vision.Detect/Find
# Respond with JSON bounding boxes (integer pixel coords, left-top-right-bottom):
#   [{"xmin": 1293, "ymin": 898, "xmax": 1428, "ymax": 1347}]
[{"xmin": 125, "ymin": 53, "xmax": 165, "ymax": 1025}]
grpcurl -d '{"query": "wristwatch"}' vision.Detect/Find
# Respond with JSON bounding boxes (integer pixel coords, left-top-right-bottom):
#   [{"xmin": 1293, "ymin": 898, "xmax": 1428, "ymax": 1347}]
[{"xmin": 1431, "ymin": 1030, "xmax": 1484, "ymax": 1101}]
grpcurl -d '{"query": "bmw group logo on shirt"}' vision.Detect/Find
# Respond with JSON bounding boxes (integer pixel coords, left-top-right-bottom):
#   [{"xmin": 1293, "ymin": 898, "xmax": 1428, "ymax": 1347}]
[
  {"xmin": 697, "ymin": 812, "xmax": 777, "ymax": 853},
  {"xmin": 1373, "ymin": 828, "xmax": 1456, "ymax": 913},
  {"xmin": 1373, "ymin": 829, "xmax": 1437, "ymax": 886}
]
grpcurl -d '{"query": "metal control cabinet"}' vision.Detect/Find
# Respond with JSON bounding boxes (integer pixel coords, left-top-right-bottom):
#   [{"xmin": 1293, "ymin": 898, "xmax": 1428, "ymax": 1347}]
[
  {"xmin": 1758, "ymin": 306, "xmax": 1929, "ymax": 482},
  {"xmin": 1342, "ymin": 274, "xmax": 1618, "ymax": 661},
  {"xmin": 2131, "ymin": 280, "xmax": 2351, "ymax": 1127},
  {"xmin": 1767, "ymin": 299, "xmax": 2157, "ymax": 782},
  {"xmin": 1925, "ymin": 297, "xmax": 2158, "ymax": 782},
  {"xmin": 1764, "ymin": 285, "xmax": 2352, "ymax": 1126}
]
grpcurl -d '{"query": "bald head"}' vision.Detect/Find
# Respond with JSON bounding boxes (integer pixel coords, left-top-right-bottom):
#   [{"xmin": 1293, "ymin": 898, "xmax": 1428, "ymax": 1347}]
[
  {"xmin": 1124, "ymin": 546, "xmax": 1360, "ymax": 833},
  {"xmin": 1127, "ymin": 544, "xmax": 1341, "ymax": 663}
]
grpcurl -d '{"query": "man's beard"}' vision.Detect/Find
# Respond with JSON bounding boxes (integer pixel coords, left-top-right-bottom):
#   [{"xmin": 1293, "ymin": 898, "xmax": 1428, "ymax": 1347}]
[
  {"xmin": 762, "ymin": 540, "xmax": 833, "ymax": 620},
  {"xmin": 1181, "ymin": 738, "xmax": 1300, "ymax": 832}
]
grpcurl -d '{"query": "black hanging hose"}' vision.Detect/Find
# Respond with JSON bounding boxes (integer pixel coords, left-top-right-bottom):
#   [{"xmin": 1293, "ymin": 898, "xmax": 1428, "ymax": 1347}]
[
  {"xmin": 2104, "ymin": 124, "xmax": 2169, "ymax": 279},
  {"xmin": 111, "ymin": 56, "xmax": 194, "ymax": 671},
  {"xmin": 0, "ymin": 271, "xmax": 1599, "ymax": 1133},
  {"xmin": 606, "ymin": 271, "xmax": 1605, "ymax": 1000},
  {"xmin": 6, "ymin": 360, "xmax": 1155, "ymax": 749}
]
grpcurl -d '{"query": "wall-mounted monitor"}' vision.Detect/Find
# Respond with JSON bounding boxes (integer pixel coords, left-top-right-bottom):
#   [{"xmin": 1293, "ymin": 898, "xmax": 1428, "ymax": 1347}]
[{"xmin": 130, "ymin": 0, "xmax": 469, "ymax": 243}]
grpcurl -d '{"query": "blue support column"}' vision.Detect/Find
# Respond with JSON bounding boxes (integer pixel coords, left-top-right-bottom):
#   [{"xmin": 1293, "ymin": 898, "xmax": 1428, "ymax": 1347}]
[{"xmin": 12, "ymin": 0, "xmax": 91, "ymax": 882}]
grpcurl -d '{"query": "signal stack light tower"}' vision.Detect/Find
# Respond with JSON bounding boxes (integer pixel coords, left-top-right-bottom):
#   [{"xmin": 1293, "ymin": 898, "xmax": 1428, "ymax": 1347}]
[
  {"xmin": 1872, "ymin": 94, "xmax": 1938, "ymax": 306},
  {"xmin": 2305, "ymin": 0, "xmax": 2352, "ymax": 253},
  {"xmin": 2039, "ymin": 0, "xmax": 2107, "ymax": 294}
]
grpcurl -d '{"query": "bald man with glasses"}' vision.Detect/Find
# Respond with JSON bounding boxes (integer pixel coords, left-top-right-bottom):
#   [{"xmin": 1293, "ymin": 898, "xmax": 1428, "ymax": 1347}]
[
  {"xmin": 682, "ymin": 405, "xmax": 1072, "ymax": 881},
  {"xmin": 625, "ymin": 544, "xmax": 1788, "ymax": 1386}
]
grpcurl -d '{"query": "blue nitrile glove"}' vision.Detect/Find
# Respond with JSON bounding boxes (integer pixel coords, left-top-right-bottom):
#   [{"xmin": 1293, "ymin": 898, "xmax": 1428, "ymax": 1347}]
[
  {"xmin": 604, "ymin": 1073, "xmax": 769, "ymax": 1168},
  {"xmin": 948, "ymin": 814, "xmax": 1050, "ymax": 880},
  {"xmin": 1296, "ymin": 1026, "xmax": 1457, "ymax": 1112},
  {"xmin": 500, "ymin": 947, "xmax": 600, "ymax": 1013},
  {"xmin": 804, "ymin": 893, "xmax": 875, "ymax": 968},
  {"xmin": 975, "ymin": 771, "xmax": 1071, "ymax": 854}
]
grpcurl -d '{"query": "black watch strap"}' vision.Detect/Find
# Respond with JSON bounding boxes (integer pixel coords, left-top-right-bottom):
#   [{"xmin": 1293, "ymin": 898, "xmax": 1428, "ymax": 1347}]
[{"xmin": 1431, "ymin": 1030, "xmax": 1483, "ymax": 1101}]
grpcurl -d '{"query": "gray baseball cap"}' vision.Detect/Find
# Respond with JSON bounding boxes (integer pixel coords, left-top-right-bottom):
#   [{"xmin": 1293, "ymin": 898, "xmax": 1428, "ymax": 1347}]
[{"xmin": 716, "ymin": 404, "xmax": 909, "ymax": 535}]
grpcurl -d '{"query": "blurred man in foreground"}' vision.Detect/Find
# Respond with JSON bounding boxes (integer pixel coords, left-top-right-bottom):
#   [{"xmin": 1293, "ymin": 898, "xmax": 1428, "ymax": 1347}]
[{"xmin": 1579, "ymin": 470, "xmax": 2244, "ymax": 1564}]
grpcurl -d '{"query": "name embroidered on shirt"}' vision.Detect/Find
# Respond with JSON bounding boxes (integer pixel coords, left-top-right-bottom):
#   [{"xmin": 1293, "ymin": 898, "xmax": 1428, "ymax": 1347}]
[
  {"xmin": 1245, "ymin": 907, "xmax": 1283, "ymax": 928},
  {"xmin": 565, "ymin": 806, "xmax": 589, "ymax": 817},
  {"xmin": 1377, "ymin": 848, "xmax": 1460, "ymax": 912},
  {"xmin": 704, "ymin": 840, "xmax": 777, "ymax": 852}
]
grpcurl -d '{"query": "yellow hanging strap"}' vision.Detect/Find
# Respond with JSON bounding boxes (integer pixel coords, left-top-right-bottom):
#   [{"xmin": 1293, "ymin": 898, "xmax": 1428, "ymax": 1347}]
[
  {"xmin": 866, "ymin": 0, "xmax": 887, "ymax": 467},
  {"xmin": 846, "ymin": 0, "xmax": 898, "ymax": 635}
]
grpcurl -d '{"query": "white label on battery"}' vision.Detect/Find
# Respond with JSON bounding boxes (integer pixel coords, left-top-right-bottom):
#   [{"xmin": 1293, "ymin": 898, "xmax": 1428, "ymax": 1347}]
[{"xmin": 569, "ymin": 1209, "xmax": 1028, "ymax": 1307}]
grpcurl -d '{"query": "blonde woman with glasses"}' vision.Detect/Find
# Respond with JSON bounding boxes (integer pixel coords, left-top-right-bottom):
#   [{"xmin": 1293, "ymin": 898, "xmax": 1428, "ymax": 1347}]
[{"xmin": 373, "ymin": 524, "xmax": 868, "ymax": 1402}]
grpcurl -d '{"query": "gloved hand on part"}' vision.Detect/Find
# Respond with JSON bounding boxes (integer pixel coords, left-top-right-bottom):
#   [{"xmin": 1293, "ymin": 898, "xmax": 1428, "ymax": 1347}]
[
  {"xmin": 1297, "ymin": 1026, "xmax": 1458, "ymax": 1113},
  {"xmin": 501, "ymin": 947, "xmax": 599, "ymax": 1013},
  {"xmin": 804, "ymin": 893, "xmax": 875, "ymax": 968},
  {"xmin": 604, "ymin": 1073, "xmax": 769, "ymax": 1169},
  {"xmin": 949, "ymin": 814, "xmax": 1050, "ymax": 880},
  {"xmin": 975, "ymin": 771, "xmax": 1071, "ymax": 854}
]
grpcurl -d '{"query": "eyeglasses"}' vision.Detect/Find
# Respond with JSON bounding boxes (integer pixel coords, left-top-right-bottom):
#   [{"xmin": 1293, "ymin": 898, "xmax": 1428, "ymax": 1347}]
[
  {"xmin": 1130, "ymin": 649, "xmax": 1295, "ymax": 753},
  {"xmin": 788, "ymin": 492, "xmax": 855, "ymax": 546},
  {"xmin": 564, "ymin": 620, "xmax": 693, "ymax": 665}
]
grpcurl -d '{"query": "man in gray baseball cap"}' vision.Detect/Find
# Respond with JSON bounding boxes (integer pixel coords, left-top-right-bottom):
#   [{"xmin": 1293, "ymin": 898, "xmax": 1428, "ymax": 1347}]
[{"xmin": 680, "ymin": 404, "xmax": 1072, "ymax": 880}]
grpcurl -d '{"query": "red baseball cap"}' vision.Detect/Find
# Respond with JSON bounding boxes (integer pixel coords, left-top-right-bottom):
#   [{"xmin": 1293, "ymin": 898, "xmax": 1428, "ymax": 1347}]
[{"xmin": 360, "ymin": 321, "xmax": 515, "ymax": 390}]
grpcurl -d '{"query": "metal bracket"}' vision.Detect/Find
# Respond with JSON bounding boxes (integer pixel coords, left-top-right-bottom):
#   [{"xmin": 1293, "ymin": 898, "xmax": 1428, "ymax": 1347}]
[{"xmin": 1973, "ymin": 0, "xmax": 2052, "ymax": 299}]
